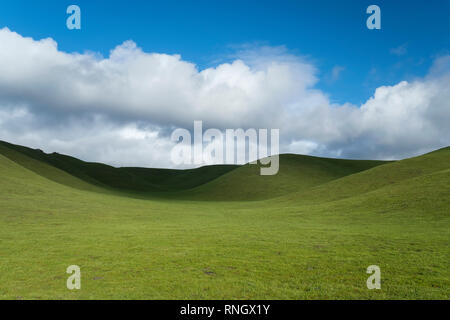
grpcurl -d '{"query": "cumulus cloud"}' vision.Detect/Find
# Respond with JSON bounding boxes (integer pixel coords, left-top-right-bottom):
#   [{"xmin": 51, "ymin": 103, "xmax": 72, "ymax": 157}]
[
  {"xmin": 0, "ymin": 28, "xmax": 313, "ymax": 130},
  {"xmin": 0, "ymin": 27, "xmax": 448, "ymax": 167}
]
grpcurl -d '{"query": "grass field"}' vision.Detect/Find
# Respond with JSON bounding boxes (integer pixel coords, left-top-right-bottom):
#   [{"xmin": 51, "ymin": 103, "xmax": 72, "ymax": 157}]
[{"xmin": 0, "ymin": 140, "xmax": 448, "ymax": 299}]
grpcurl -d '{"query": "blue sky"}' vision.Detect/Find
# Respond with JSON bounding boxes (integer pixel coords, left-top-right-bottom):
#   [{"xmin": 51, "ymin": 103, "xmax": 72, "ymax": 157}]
[
  {"xmin": 0, "ymin": 1, "xmax": 449, "ymax": 166},
  {"xmin": 1, "ymin": 0, "xmax": 448, "ymax": 105}
]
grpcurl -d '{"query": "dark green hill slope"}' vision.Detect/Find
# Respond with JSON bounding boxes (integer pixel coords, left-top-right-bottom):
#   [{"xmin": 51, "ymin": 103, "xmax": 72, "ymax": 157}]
[
  {"xmin": 0, "ymin": 140, "xmax": 386, "ymax": 199},
  {"xmin": 3, "ymin": 140, "xmax": 447, "ymax": 204},
  {"xmin": 0, "ymin": 140, "xmax": 238, "ymax": 193}
]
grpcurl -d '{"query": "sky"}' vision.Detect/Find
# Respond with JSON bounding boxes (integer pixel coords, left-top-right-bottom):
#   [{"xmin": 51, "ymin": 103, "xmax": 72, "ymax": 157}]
[{"xmin": 0, "ymin": 0, "xmax": 449, "ymax": 168}]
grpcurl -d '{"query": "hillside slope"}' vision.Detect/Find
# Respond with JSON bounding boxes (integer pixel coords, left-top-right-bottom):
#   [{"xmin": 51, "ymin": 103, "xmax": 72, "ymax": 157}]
[
  {"xmin": 0, "ymin": 140, "xmax": 238, "ymax": 193},
  {"xmin": 176, "ymin": 154, "xmax": 387, "ymax": 200},
  {"xmin": 0, "ymin": 141, "xmax": 448, "ymax": 299},
  {"xmin": 274, "ymin": 146, "xmax": 450, "ymax": 205},
  {"xmin": 0, "ymin": 140, "xmax": 386, "ymax": 199}
]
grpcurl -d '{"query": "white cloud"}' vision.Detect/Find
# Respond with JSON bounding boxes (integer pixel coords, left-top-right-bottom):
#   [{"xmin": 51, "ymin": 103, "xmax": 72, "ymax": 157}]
[
  {"xmin": 0, "ymin": 27, "xmax": 449, "ymax": 167},
  {"xmin": 0, "ymin": 28, "xmax": 315, "ymax": 130}
]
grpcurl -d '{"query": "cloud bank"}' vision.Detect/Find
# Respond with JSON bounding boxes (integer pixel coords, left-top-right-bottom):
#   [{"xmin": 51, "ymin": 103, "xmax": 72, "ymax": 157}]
[{"xmin": 0, "ymin": 27, "xmax": 448, "ymax": 167}]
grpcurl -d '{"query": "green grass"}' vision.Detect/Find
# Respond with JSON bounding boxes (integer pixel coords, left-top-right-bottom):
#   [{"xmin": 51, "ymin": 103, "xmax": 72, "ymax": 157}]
[
  {"xmin": 0, "ymin": 140, "xmax": 448, "ymax": 299},
  {"xmin": 0, "ymin": 140, "xmax": 239, "ymax": 193},
  {"xmin": 177, "ymin": 154, "xmax": 386, "ymax": 201}
]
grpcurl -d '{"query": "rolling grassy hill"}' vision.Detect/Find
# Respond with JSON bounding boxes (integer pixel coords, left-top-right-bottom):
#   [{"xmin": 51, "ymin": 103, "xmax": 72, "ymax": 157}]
[
  {"xmin": 177, "ymin": 154, "xmax": 386, "ymax": 201},
  {"xmin": 0, "ymin": 140, "xmax": 238, "ymax": 193},
  {"xmin": 0, "ymin": 140, "xmax": 448, "ymax": 299},
  {"xmin": 0, "ymin": 140, "xmax": 386, "ymax": 200},
  {"xmin": 275, "ymin": 146, "xmax": 450, "ymax": 205}
]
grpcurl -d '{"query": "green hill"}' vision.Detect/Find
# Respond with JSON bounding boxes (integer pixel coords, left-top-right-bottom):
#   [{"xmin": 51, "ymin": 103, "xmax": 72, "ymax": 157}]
[
  {"xmin": 0, "ymin": 140, "xmax": 448, "ymax": 300},
  {"xmin": 177, "ymin": 154, "xmax": 386, "ymax": 200},
  {"xmin": 0, "ymin": 140, "xmax": 386, "ymax": 199},
  {"xmin": 274, "ymin": 146, "xmax": 450, "ymax": 205},
  {"xmin": 0, "ymin": 140, "xmax": 238, "ymax": 194}
]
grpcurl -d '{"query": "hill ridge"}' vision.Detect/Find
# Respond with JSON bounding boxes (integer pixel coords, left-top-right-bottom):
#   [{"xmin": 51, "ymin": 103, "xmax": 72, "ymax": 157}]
[{"xmin": 0, "ymin": 140, "xmax": 448, "ymax": 202}]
